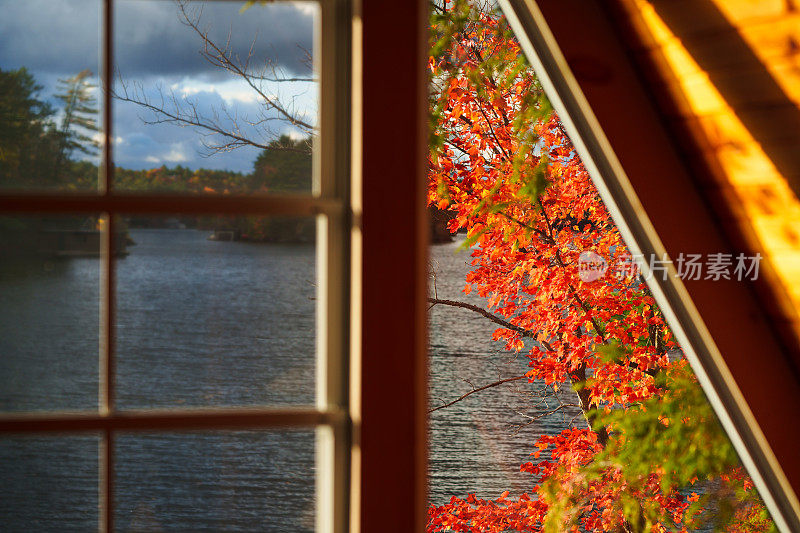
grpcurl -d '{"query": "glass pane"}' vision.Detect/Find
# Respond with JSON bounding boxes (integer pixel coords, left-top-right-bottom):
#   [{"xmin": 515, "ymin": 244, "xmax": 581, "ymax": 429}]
[
  {"xmin": 115, "ymin": 216, "xmax": 317, "ymax": 409},
  {"xmin": 426, "ymin": 4, "xmax": 776, "ymax": 531},
  {"xmin": 0, "ymin": 434, "xmax": 99, "ymax": 531},
  {"xmin": 112, "ymin": 0, "xmax": 318, "ymax": 195},
  {"xmin": 115, "ymin": 431, "xmax": 316, "ymax": 532},
  {"xmin": 0, "ymin": 0, "xmax": 101, "ymax": 191},
  {"xmin": 0, "ymin": 216, "xmax": 102, "ymax": 412}
]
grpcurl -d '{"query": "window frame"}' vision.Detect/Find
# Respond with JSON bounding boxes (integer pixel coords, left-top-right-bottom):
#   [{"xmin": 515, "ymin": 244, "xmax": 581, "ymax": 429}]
[
  {"xmin": 0, "ymin": 1, "xmax": 356, "ymax": 531},
  {"xmin": 497, "ymin": 0, "xmax": 800, "ymax": 530}
]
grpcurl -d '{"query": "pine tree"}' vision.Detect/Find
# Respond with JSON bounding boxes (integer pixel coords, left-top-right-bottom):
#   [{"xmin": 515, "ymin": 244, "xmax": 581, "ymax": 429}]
[
  {"xmin": 0, "ymin": 67, "xmax": 58, "ymax": 189},
  {"xmin": 53, "ymin": 69, "xmax": 99, "ymax": 182}
]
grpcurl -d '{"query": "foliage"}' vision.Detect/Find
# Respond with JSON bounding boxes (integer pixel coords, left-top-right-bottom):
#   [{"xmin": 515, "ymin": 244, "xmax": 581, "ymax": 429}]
[
  {"xmin": 0, "ymin": 67, "xmax": 101, "ymax": 190},
  {"xmin": 580, "ymin": 361, "xmax": 775, "ymax": 531},
  {"xmin": 426, "ymin": 2, "xmax": 772, "ymax": 531},
  {"xmin": 0, "ymin": 67, "xmax": 58, "ymax": 188},
  {"xmin": 248, "ymin": 135, "xmax": 312, "ymax": 193},
  {"xmin": 115, "ymin": 165, "xmax": 248, "ymax": 194},
  {"xmin": 0, "ymin": 68, "xmax": 51, "ymax": 160},
  {"xmin": 114, "ymin": 155, "xmax": 309, "ymax": 197}
]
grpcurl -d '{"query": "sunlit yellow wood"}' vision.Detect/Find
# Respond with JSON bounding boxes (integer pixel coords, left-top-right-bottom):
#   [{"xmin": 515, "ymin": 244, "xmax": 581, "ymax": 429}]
[
  {"xmin": 631, "ymin": 0, "xmax": 800, "ymax": 342},
  {"xmin": 714, "ymin": 0, "xmax": 799, "ymax": 29}
]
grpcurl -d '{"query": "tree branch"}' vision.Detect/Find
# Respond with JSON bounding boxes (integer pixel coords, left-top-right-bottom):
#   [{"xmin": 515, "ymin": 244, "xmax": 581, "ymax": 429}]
[
  {"xmin": 112, "ymin": 83, "xmax": 276, "ymax": 153},
  {"xmin": 110, "ymin": 1, "xmax": 317, "ymax": 157},
  {"xmin": 428, "ymin": 297, "xmax": 534, "ymax": 337},
  {"xmin": 177, "ymin": 1, "xmax": 314, "ymax": 132},
  {"xmin": 429, "ymin": 375, "xmax": 527, "ymax": 413}
]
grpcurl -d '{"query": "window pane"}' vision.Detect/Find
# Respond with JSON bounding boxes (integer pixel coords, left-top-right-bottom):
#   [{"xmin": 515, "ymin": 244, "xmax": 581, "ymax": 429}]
[
  {"xmin": 426, "ymin": 4, "xmax": 776, "ymax": 530},
  {"xmin": 0, "ymin": 0, "xmax": 101, "ymax": 191},
  {"xmin": 112, "ymin": 0, "xmax": 318, "ymax": 195},
  {"xmin": 115, "ymin": 430, "xmax": 316, "ymax": 532},
  {"xmin": 0, "ymin": 215, "xmax": 102, "ymax": 412},
  {"xmin": 115, "ymin": 216, "xmax": 317, "ymax": 409},
  {"xmin": 0, "ymin": 434, "xmax": 100, "ymax": 531}
]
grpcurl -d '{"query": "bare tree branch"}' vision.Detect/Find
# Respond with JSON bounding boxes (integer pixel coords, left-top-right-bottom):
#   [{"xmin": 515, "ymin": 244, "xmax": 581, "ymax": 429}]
[
  {"xmin": 510, "ymin": 403, "xmax": 581, "ymax": 434},
  {"xmin": 111, "ymin": 0, "xmax": 317, "ymax": 157},
  {"xmin": 429, "ymin": 375, "xmax": 528, "ymax": 413},
  {"xmin": 428, "ymin": 297, "xmax": 534, "ymax": 337},
  {"xmin": 112, "ymin": 81, "xmax": 280, "ymax": 153},
  {"xmin": 177, "ymin": 1, "xmax": 314, "ymax": 132}
]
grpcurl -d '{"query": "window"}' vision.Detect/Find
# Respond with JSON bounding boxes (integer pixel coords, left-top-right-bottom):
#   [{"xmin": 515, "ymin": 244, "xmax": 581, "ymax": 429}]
[
  {"xmin": 0, "ymin": 1, "xmax": 356, "ymax": 530},
  {"xmin": 8, "ymin": 1, "xmax": 798, "ymax": 531}
]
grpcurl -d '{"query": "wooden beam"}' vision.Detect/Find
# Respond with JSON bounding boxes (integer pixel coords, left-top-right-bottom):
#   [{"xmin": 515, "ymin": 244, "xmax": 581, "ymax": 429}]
[{"xmin": 356, "ymin": 0, "xmax": 429, "ymax": 531}]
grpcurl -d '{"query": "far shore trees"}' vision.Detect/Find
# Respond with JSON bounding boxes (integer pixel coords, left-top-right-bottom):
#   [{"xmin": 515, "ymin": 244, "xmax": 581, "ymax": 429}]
[
  {"xmin": 0, "ymin": 66, "xmax": 99, "ymax": 191},
  {"xmin": 0, "ymin": 67, "xmax": 59, "ymax": 189}
]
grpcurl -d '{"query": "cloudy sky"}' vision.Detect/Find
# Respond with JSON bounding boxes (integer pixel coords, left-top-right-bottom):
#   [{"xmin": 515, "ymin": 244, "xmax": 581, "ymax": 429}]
[{"xmin": 0, "ymin": 0, "xmax": 318, "ymax": 173}]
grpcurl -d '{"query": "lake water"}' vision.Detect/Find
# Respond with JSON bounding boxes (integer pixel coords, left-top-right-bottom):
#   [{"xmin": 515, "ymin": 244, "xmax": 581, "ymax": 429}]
[
  {"xmin": 0, "ymin": 229, "xmax": 581, "ymax": 531},
  {"xmin": 428, "ymin": 237, "xmax": 582, "ymax": 505}
]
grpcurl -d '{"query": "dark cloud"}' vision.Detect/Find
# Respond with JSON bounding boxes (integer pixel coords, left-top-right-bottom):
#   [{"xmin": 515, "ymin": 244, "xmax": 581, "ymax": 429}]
[
  {"xmin": 114, "ymin": 1, "xmax": 315, "ymax": 80},
  {"xmin": 0, "ymin": 0, "xmax": 315, "ymax": 79},
  {"xmin": 0, "ymin": 0, "xmax": 102, "ymax": 76}
]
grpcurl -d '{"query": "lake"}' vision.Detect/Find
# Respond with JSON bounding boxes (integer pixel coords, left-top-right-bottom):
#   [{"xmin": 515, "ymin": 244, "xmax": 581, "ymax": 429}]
[{"xmin": 0, "ymin": 228, "xmax": 580, "ymax": 531}]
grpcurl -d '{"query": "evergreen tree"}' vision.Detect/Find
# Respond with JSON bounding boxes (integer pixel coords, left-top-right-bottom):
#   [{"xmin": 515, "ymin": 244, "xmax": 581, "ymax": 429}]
[
  {"xmin": 0, "ymin": 67, "xmax": 58, "ymax": 189},
  {"xmin": 53, "ymin": 69, "xmax": 99, "ymax": 181},
  {"xmin": 248, "ymin": 135, "xmax": 312, "ymax": 193}
]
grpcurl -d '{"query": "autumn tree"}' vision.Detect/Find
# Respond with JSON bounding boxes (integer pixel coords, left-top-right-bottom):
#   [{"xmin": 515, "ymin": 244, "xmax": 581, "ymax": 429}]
[{"xmin": 426, "ymin": 2, "xmax": 773, "ymax": 531}]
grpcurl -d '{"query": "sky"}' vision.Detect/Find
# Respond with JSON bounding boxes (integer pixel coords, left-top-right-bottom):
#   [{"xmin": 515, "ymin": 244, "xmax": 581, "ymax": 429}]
[{"xmin": 0, "ymin": 0, "xmax": 318, "ymax": 173}]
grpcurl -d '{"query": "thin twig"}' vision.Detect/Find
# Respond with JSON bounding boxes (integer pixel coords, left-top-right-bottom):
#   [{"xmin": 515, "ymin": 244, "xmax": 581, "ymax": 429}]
[{"xmin": 429, "ymin": 375, "xmax": 528, "ymax": 413}]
